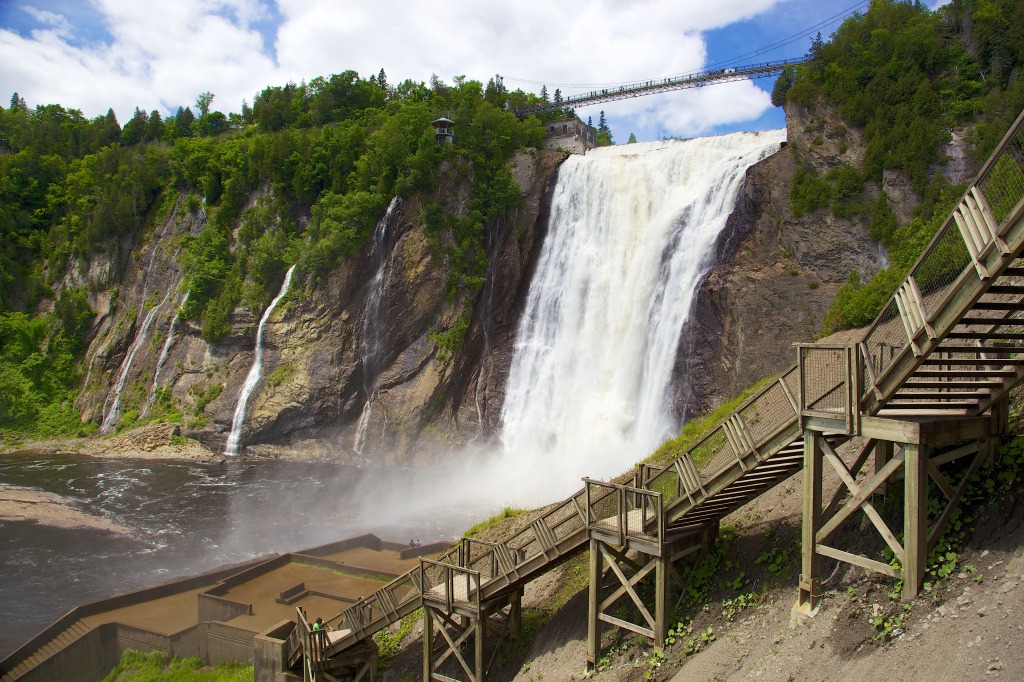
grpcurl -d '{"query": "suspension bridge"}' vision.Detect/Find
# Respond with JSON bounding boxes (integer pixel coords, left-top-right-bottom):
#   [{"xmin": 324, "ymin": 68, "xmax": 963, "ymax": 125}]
[{"xmin": 515, "ymin": 58, "xmax": 804, "ymax": 118}]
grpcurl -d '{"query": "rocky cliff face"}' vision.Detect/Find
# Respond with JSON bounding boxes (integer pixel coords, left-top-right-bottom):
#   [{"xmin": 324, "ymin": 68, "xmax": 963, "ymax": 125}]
[
  {"xmin": 673, "ymin": 97, "xmax": 977, "ymax": 419},
  {"xmin": 78, "ymin": 150, "xmax": 565, "ymax": 462}
]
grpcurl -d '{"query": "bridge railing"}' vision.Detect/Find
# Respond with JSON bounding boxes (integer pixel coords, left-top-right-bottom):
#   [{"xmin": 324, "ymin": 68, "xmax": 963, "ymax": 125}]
[
  {"xmin": 798, "ymin": 344, "xmax": 860, "ymax": 433},
  {"xmin": 420, "ymin": 559, "xmax": 481, "ymax": 614},
  {"xmin": 641, "ymin": 365, "xmax": 802, "ymax": 512},
  {"xmin": 333, "ymin": 569, "xmax": 421, "ymax": 639},
  {"xmin": 860, "ymin": 108, "xmax": 1024, "ymax": 405},
  {"xmin": 585, "ymin": 479, "xmax": 662, "ymax": 547},
  {"xmin": 519, "ymin": 59, "xmax": 806, "ymax": 117}
]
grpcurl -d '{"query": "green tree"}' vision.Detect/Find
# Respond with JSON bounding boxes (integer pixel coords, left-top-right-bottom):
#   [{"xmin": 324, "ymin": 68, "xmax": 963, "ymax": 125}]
[{"xmin": 196, "ymin": 92, "xmax": 215, "ymax": 117}]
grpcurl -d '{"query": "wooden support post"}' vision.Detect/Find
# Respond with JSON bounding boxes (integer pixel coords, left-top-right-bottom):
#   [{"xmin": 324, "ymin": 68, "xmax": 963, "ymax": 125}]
[
  {"xmin": 903, "ymin": 442, "xmax": 928, "ymax": 600},
  {"xmin": 422, "ymin": 606, "xmax": 433, "ymax": 682},
  {"xmin": 587, "ymin": 539, "xmax": 602, "ymax": 668},
  {"xmin": 654, "ymin": 551, "xmax": 669, "ymax": 652},
  {"xmin": 798, "ymin": 429, "xmax": 823, "ymax": 612},
  {"xmin": 475, "ymin": 612, "xmax": 486, "ymax": 682},
  {"xmin": 989, "ymin": 396, "xmax": 1010, "ymax": 465},
  {"xmin": 874, "ymin": 441, "xmax": 893, "ymax": 499},
  {"xmin": 509, "ymin": 589, "xmax": 522, "ymax": 637}
]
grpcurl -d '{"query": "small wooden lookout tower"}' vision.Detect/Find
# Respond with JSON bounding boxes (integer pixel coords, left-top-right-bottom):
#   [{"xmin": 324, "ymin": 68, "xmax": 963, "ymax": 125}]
[{"xmin": 431, "ymin": 117, "xmax": 455, "ymax": 143}]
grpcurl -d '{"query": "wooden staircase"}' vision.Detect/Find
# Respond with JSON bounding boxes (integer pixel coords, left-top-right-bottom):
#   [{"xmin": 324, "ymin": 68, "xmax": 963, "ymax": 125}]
[{"xmin": 295, "ymin": 108, "xmax": 1024, "ymax": 681}]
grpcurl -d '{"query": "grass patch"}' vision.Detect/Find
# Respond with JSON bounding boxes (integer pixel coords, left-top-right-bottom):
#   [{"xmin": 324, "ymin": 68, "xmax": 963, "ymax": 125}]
[
  {"xmin": 102, "ymin": 649, "xmax": 252, "ymax": 681},
  {"xmin": 646, "ymin": 376, "xmax": 776, "ymax": 468},
  {"xmin": 463, "ymin": 506, "xmax": 528, "ymax": 538}
]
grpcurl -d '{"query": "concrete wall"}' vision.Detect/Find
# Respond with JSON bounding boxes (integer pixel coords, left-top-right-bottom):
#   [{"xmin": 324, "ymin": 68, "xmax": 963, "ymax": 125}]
[
  {"xmin": 17, "ymin": 624, "xmax": 118, "ymax": 682},
  {"xmin": 254, "ymin": 620, "xmax": 295, "ymax": 682},
  {"xmin": 206, "ymin": 622, "xmax": 255, "ymax": 667},
  {"xmin": 198, "ymin": 593, "xmax": 252, "ymax": 623}
]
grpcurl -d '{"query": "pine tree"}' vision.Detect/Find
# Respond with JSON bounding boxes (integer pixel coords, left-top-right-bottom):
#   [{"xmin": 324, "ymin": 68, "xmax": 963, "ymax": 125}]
[
  {"xmin": 540, "ymin": 85, "xmax": 549, "ymax": 102},
  {"xmin": 628, "ymin": 133, "xmax": 637, "ymax": 143},
  {"xmin": 145, "ymin": 109, "xmax": 162, "ymax": 141},
  {"xmin": 597, "ymin": 111, "xmax": 608, "ymax": 133},
  {"xmin": 554, "ymin": 88, "xmax": 562, "ymax": 104},
  {"xmin": 377, "ymin": 68, "xmax": 388, "ymax": 91}
]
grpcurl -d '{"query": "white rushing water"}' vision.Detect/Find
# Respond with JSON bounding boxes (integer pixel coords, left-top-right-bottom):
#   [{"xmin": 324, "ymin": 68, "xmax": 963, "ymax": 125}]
[
  {"xmin": 141, "ymin": 290, "xmax": 190, "ymax": 418},
  {"xmin": 225, "ymin": 265, "xmax": 296, "ymax": 455},
  {"xmin": 100, "ymin": 287, "xmax": 174, "ymax": 433},
  {"xmin": 353, "ymin": 197, "xmax": 400, "ymax": 455},
  {"xmin": 494, "ymin": 130, "xmax": 786, "ymax": 499}
]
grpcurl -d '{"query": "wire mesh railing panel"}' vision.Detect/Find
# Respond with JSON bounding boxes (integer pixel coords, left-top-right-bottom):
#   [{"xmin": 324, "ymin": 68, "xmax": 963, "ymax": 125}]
[
  {"xmin": 800, "ymin": 346, "xmax": 849, "ymax": 415},
  {"xmin": 739, "ymin": 380, "xmax": 798, "ymax": 446},
  {"xmin": 912, "ymin": 222, "xmax": 971, "ymax": 307},
  {"xmin": 644, "ymin": 465, "xmax": 681, "ymax": 505},
  {"xmin": 693, "ymin": 427, "xmax": 734, "ymax": 479},
  {"xmin": 979, "ymin": 127, "xmax": 1024, "ymax": 224},
  {"xmin": 861, "ymin": 300, "xmax": 907, "ymax": 382}
]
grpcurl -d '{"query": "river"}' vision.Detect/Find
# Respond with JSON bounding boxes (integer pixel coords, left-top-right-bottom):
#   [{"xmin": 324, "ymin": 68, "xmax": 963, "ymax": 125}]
[{"xmin": 0, "ymin": 450, "xmax": 479, "ymax": 658}]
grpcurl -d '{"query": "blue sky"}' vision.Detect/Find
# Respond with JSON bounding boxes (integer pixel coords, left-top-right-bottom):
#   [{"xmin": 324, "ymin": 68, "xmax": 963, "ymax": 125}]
[{"xmin": 0, "ymin": 0, "xmax": 948, "ymax": 142}]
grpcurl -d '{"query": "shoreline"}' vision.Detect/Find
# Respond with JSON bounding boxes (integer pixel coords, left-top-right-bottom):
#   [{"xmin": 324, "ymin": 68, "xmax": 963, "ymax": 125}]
[{"xmin": 2, "ymin": 422, "xmax": 380, "ymax": 466}]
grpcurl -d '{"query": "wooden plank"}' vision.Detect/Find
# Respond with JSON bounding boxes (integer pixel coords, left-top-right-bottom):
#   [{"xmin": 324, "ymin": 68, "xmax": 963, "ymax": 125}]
[
  {"xmin": 816, "ymin": 544, "xmax": 900, "ymax": 578},
  {"xmin": 927, "ymin": 459, "xmax": 956, "ymax": 500},
  {"xmin": 820, "ymin": 442, "xmax": 906, "ymax": 562},
  {"xmin": 598, "ymin": 613, "xmax": 655, "ymax": 640},
  {"xmin": 815, "ymin": 454, "xmax": 905, "ymax": 547},
  {"xmin": 600, "ymin": 544, "xmax": 656, "ymax": 631}
]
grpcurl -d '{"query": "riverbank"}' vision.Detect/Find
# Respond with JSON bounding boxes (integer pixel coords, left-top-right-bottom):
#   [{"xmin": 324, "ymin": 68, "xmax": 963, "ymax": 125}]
[{"xmin": 0, "ymin": 484, "xmax": 134, "ymax": 534}]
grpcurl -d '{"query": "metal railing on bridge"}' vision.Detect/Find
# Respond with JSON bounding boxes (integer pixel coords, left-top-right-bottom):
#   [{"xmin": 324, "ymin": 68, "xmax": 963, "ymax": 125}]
[{"xmin": 517, "ymin": 59, "xmax": 806, "ymax": 117}]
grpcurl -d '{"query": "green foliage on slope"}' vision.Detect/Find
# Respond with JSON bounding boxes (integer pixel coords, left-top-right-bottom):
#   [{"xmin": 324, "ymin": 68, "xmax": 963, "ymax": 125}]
[
  {"xmin": 0, "ymin": 70, "xmax": 545, "ymax": 435},
  {"xmin": 775, "ymin": 0, "xmax": 1024, "ymax": 335}
]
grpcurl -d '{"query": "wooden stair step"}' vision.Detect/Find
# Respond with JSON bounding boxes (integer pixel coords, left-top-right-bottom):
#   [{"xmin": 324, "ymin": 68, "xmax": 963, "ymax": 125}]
[
  {"xmin": 914, "ymin": 368, "xmax": 1018, "ymax": 377},
  {"xmin": 903, "ymin": 379, "xmax": 1001, "ymax": 388}
]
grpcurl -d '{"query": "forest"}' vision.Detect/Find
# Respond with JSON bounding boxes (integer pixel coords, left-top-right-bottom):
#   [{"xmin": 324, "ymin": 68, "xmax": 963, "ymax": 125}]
[{"xmin": 0, "ymin": 71, "xmax": 547, "ymax": 436}]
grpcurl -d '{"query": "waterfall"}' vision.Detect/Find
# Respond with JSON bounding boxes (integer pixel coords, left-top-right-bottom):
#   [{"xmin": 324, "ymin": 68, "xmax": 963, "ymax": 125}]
[
  {"xmin": 498, "ymin": 131, "xmax": 785, "ymax": 490},
  {"xmin": 225, "ymin": 265, "xmax": 296, "ymax": 455},
  {"xmin": 353, "ymin": 197, "xmax": 401, "ymax": 454},
  {"xmin": 100, "ymin": 287, "xmax": 174, "ymax": 433},
  {"xmin": 141, "ymin": 290, "xmax": 190, "ymax": 417}
]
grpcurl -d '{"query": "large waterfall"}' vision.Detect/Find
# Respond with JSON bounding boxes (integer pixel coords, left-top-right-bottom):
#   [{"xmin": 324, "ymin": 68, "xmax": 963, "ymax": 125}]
[
  {"xmin": 225, "ymin": 265, "xmax": 296, "ymax": 455},
  {"xmin": 497, "ymin": 131, "xmax": 785, "ymax": 495}
]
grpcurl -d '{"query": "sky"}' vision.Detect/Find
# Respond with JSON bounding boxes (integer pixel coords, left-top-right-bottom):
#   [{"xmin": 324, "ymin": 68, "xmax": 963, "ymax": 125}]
[{"xmin": 0, "ymin": 0, "xmax": 949, "ymax": 143}]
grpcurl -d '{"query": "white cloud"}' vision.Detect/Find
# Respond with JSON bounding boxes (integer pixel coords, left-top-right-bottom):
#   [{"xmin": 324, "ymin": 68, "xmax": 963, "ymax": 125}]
[{"xmin": 0, "ymin": 0, "xmax": 789, "ymax": 136}]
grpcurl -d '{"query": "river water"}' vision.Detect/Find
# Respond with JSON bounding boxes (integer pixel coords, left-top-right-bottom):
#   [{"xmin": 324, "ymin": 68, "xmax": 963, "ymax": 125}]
[{"xmin": 0, "ymin": 451, "xmax": 479, "ymax": 657}]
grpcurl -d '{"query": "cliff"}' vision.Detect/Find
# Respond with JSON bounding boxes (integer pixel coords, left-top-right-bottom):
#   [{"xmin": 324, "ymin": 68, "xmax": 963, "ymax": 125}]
[
  {"xmin": 673, "ymin": 96, "xmax": 977, "ymax": 419},
  {"xmin": 76, "ymin": 150, "xmax": 566, "ymax": 461}
]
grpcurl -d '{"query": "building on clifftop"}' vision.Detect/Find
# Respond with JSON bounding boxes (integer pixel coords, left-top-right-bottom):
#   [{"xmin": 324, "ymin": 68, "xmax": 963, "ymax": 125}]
[{"xmin": 543, "ymin": 115, "xmax": 596, "ymax": 154}]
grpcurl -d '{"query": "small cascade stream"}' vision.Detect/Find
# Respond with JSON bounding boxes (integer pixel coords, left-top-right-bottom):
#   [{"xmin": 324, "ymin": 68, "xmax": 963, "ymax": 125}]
[
  {"xmin": 353, "ymin": 198, "xmax": 401, "ymax": 454},
  {"xmin": 100, "ymin": 287, "xmax": 175, "ymax": 433},
  {"xmin": 495, "ymin": 131, "xmax": 786, "ymax": 497},
  {"xmin": 141, "ymin": 290, "xmax": 190, "ymax": 418},
  {"xmin": 225, "ymin": 265, "xmax": 296, "ymax": 455}
]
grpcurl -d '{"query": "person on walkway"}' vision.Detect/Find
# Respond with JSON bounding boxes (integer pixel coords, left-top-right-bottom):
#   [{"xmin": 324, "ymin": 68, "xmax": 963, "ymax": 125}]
[{"xmin": 313, "ymin": 617, "xmax": 324, "ymax": 631}]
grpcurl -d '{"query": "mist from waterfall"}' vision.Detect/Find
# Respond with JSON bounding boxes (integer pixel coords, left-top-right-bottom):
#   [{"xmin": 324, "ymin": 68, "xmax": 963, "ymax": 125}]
[
  {"xmin": 225, "ymin": 265, "xmax": 296, "ymax": 455},
  {"xmin": 478, "ymin": 130, "xmax": 786, "ymax": 504}
]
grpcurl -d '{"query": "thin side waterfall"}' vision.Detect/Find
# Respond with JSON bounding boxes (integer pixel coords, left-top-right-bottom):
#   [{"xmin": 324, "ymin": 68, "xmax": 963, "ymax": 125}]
[
  {"xmin": 498, "ymin": 131, "xmax": 786, "ymax": 491},
  {"xmin": 100, "ymin": 287, "xmax": 175, "ymax": 433},
  {"xmin": 225, "ymin": 265, "xmax": 296, "ymax": 455},
  {"xmin": 141, "ymin": 290, "xmax": 190, "ymax": 417},
  {"xmin": 353, "ymin": 197, "xmax": 401, "ymax": 454}
]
